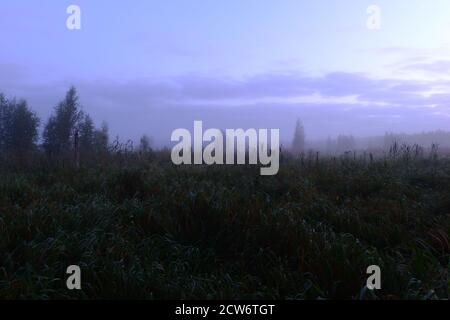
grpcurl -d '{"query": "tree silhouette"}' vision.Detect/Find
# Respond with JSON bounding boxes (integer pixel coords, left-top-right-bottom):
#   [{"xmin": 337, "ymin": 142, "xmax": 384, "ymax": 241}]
[
  {"xmin": 0, "ymin": 94, "xmax": 14, "ymax": 153},
  {"xmin": 0, "ymin": 95, "xmax": 39, "ymax": 154},
  {"xmin": 93, "ymin": 121, "xmax": 109, "ymax": 153},
  {"xmin": 79, "ymin": 114, "xmax": 95, "ymax": 154},
  {"xmin": 139, "ymin": 134, "xmax": 153, "ymax": 153},
  {"xmin": 10, "ymin": 100, "xmax": 40, "ymax": 153},
  {"xmin": 43, "ymin": 86, "xmax": 83, "ymax": 155},
  {"xmin": 292, "ymin": 118, "xmax": 305, "ymax": 152}
]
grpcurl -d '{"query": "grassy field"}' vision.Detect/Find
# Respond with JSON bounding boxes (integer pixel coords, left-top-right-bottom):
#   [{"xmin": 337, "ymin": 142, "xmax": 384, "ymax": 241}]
[{"xmin": 0, "ymin": 153, "xmax": 449, "ymax": 299}]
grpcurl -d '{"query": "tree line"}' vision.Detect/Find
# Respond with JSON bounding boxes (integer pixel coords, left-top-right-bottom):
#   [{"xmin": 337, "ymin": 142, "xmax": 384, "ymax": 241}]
[{"xmin": 0, "ymin": 86, "xmax": 109, "ymax": 158}]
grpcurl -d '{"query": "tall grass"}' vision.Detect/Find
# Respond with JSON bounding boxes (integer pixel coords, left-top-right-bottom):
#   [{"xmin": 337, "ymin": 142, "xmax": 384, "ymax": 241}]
[{"xmin": 0, "ymin": 150, "xmax": 448, "ymax": 299}]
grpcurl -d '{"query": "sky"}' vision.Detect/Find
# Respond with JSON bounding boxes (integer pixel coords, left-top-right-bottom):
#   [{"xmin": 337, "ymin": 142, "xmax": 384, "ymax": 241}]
[{"xmin": 1, "ymin": 0, "xmax": 450, "ymax": 146}]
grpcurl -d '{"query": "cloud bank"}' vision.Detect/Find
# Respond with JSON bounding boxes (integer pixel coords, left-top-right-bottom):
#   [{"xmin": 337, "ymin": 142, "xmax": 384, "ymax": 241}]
[{"xmin": 1, "ymin": 60, "xmax": 450, "ymax": 146}]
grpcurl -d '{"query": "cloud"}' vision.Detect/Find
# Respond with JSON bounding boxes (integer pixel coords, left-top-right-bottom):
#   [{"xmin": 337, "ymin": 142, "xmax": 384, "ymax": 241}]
[
  {"xmin": 0, "ymin": 60, "xmax": 443, "ymax": 108},
  {"xmin": 401, "ymin": 59, "xmax": 450, "ymax": 75},
  {"xmin": 1, "ymin": 61, "xmax": 450, "ymax": 144}
]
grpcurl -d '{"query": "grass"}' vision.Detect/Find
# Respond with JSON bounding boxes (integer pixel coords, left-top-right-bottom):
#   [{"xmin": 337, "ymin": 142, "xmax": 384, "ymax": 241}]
[{"xmin": 0, "ymin": 153, "xmax": 448, "ymax": 299}]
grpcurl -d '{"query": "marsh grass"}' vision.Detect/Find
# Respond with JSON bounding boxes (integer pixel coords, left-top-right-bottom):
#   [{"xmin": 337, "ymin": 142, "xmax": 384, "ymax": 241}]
[{"xmin": 0, "ymin": 151, "xmax": 448, "ymax": 299}]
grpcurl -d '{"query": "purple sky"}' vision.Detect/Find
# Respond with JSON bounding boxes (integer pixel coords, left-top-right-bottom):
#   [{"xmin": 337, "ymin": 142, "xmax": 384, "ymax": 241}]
[{"xmin": 1, "ymin": 0, "xmax": 450, "ymax": 146}]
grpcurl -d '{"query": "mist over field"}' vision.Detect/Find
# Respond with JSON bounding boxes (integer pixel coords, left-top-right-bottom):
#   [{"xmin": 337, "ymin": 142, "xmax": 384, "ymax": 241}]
[{"xmin": 1, "ymin": 0, "xmax": 450, "ymax": 148}]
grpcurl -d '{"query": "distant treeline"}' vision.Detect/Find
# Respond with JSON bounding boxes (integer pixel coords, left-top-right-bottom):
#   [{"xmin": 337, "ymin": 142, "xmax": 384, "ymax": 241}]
[
  {"xmin": 307, "ymin": 131, "xmax": 450, "ymax": 154},
  {"xmin": 1, "ymin": 87, "xmax": 449, "ymax": 160}
]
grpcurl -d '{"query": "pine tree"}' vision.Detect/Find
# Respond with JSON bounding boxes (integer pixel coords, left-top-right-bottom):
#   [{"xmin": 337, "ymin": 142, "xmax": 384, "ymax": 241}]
[
  {"xmin": 43, "ymin": 86, "xmax": 83, "ymax": 155},
  {"xmin": 0, "ymin": 95, "xmax": 39, "ymax": 154},
  {"xmin": 0, "ymin": 94, "xmax": 13, "ymax": 153},
  {"xmin": 10, "ymin": 100, "xmax": 40, "ymax": 152},
  {"xmin": 292, "ymin": 118, "xmax": 305, "ymax": 152},
  {"xmin": 79, "ymin": 114, "xmax": 95, "ymax": 153}
]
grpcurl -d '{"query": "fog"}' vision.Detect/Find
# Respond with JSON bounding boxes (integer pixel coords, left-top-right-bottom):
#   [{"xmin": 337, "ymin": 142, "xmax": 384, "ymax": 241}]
[{"xmin": 1, "ymin": 1, "xmax": 450, "ymax": 149}]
